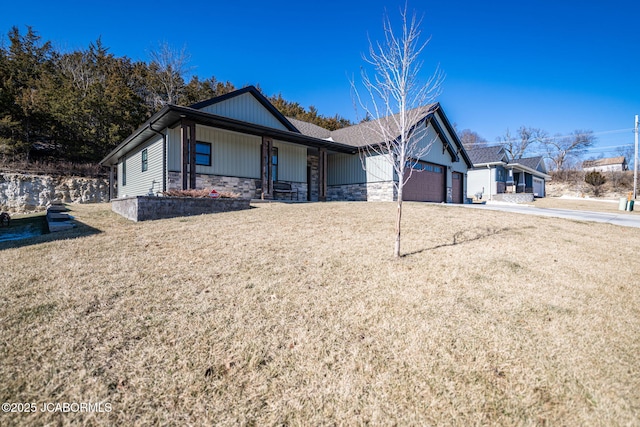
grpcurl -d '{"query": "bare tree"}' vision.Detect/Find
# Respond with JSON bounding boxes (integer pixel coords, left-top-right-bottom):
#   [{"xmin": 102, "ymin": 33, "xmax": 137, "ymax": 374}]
[
  {"xmin": 544, "ymin": 130, "xmax": 596, "ymax": 171},
  {"xmin": 148, "ymin": 42, "xmax": 192, "ymax": 108},
  {"xmin": 498, "ymin": 126, "xmax": 546, "ymax": 160},
  {"xmin": 458, "ymin": 129, "xmax": 487, "ymax": 148},
  {"xmin": 352, "ymin": 7, "xmax": 444, "ymax": 258}
]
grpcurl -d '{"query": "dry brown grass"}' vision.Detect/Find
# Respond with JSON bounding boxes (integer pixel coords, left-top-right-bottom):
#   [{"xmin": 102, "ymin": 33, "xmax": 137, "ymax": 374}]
[
  {"xmin": 527, "ymin": 196, "xmax": 640, "ymax": 215},
  {"xmin": 1, "ymin": 202, "xmax": 640, "ymax": 426}
]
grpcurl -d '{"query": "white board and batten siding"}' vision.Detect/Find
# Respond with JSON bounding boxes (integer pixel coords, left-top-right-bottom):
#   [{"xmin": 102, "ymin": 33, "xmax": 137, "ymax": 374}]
[
  {"xmin": 118, "ymin": 136, "xmax": 164, "ymax": 197},
  {"xmin": 328, "ymin": 153, "xmax": 394, "ymax": 186},
  {"xmin": 167, "ymin": 125, "xmax": 262, "ymax": 179},
  {"xmin": 273, "ymin": 140, "xmax": 306, "ymax": 182},
  {"xmin": 197, "ymin": 92, "xmax": 289, "ymax": 131}
]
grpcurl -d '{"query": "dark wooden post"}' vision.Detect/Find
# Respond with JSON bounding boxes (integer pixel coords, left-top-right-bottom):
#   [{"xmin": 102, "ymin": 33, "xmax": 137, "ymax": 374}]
[
  {"xmin": 109, "ymin": 166, "xmax": 115, "ymax": 200},
  {"xmin": 189, "ymin": 122, "xmax": 197, "ymax": 189},
  {"xmin": 318, "ymin": 148, "xmax": 327, "ymax": 201},
  {"xmin": 181, "ymin": 120, "xmax": 189, "ymax": 190},
  {"xmin": 261, "ymin": 137, "xmax": 273, "ymax": 199}
]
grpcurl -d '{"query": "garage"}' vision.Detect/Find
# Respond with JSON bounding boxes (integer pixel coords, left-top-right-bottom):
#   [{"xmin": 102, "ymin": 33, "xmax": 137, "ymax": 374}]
[
  {"xmin": 403, "ymin": 161, "xmax": 445, "ymax": 202},
  {"xmin": 452, "ymin": 172, "xmax": 463, "ymax": 203},
  {"xmin": 533, "ymin": 177, "xmax": 545, "ymax": 197}
]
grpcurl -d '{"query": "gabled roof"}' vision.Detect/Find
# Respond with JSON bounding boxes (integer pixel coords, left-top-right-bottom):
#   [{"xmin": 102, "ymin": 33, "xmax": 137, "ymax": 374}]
[
  {"xmin": 515, "ymin": 156, "xmax": 546, "ymax": 173},
  {"xmin": 467, "ymin": 145, "xmax": 507, "ymax": 165},
  {"xmin": 291, "ymin": 103, "xmax": 473, "ymax": 168},
  {"xmin": 189, "ymin": 85, "xmax": 299, "ymax": 133},
  {"xmin": 100, "ymin": 104, "xmax": 357, "ymax": 166},
  {"xmin": 582, "ymin": 156, "xmax": 627, "ymax": 168}
]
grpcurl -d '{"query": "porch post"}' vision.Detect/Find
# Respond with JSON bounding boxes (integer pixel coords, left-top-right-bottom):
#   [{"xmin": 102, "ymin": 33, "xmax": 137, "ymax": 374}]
[
  {"xmin": 318, "ymin": 148, "xmax": 327, "ymax": 201},
  {"xmin": 261, "ymin": 137, "xmax": 273, "ymax": 199},
  {"xmin": 109, "ymin": 166, "xmax": 115, "ymax": 200},
  {"xmin": 181, "ymin": 120, "xmax": 189, "ymax": 190},
  {"xmin": 189, "ymin": 122, "xmax": 197, "ymax": 190}
]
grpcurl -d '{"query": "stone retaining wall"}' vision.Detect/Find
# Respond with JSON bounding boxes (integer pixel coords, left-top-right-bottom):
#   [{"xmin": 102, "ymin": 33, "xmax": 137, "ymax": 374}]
[
  {"xmin": 492, "ymin": 193, "xmax": 535, "ymax": 203},
  {"xmin": 1, "ymin": 173, "xmax": 109, "ymax": 213},
  {"xmin": 111, "ymin": 196, "xmax": 251, "ymax": 222}
]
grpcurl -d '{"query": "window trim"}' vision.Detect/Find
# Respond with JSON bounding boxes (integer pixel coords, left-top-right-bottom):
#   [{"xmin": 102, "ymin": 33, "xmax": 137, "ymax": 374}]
[
  {"xmin": 195, "ymin": 141, "xmax": 212, "ymax": 166},
  {"xmin": 271, "ymin": 146, "xmax": 278, "ymax": 182},
  {"xmin": 122, "ymin": 157, "xmax": 127, "ymax": 186},
  {"xmin": 141, "ymin": 149, "xmax": 148, "ymax": 172}
]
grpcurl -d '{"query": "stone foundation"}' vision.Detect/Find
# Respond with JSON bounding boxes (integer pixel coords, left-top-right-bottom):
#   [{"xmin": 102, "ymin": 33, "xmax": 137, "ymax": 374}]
[
  {"xmin": 168, "ymin": 172, "xmax": 307, "ymax": 201},
  {"xmin": 327, "ymin": 181, "xmax": 396, "ymax": 202},
  {"xmin": 112, "ymin": 196, "xmax": 251, "ymax": 222}
]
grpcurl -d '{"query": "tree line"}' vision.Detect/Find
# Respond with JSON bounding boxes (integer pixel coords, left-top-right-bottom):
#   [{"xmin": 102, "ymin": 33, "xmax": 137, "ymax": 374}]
[{"xmin": 0, "ymin": 26, "xmax": 352, "ymax": 164}]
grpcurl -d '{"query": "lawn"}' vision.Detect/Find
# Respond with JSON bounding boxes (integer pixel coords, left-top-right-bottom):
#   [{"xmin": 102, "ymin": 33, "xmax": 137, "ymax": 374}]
[
  {"xmin": 526, "ymin": 196, "xmax": 640, "ymax": 215},
  {"xmin": 1, "ymin": 202, "xmax": 639, "ymax": 425}
]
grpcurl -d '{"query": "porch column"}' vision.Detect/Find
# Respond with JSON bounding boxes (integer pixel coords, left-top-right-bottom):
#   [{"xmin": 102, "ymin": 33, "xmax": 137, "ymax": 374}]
[
  {"xmin": 109, "ymin": 166, "xmax": 115, "ymax": 200},
  {"xmin": 261, "ymin": 137, "xmax": 273, "ymax": 199},
  {"xmin": 318, "ymin": 148, "xmax": 327, "ymax": 201},
  {"xmin": 181, "ymin": 120, "xmax": 197, "ymax": 190},
  {"xmin": 518, "ymin": 170, "xmax": 526, "ymax": 192}
]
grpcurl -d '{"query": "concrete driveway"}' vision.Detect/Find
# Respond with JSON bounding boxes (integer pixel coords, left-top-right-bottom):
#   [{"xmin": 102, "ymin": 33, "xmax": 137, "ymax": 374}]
[{"xmin": 462, "ymin": 202, "xmax": 640, "ymax": 228}]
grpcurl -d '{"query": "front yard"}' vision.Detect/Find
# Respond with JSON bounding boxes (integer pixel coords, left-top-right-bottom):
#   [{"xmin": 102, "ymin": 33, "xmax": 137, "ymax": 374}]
[{"xmin": 1, "ymin": 202, "xmax": 639, "ymax": 425}]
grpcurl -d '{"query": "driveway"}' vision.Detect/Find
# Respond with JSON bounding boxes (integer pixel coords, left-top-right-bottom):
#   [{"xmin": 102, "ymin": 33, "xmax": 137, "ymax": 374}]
[{"xmin": 462, "ymin": 202, "xmax": 640, "ymax": 228}]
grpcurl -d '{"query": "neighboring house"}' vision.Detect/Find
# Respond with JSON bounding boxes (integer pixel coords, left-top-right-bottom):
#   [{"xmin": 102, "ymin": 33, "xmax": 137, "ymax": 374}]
[
  {"xmin": 100, "ymin": 86, "xmax": 471, "ymax": 204},
  {"xmin": 466, "ymin": 145, "xmax": 550, "ymax": 199},
  {"xmin": 582, "ymin": 156, "xmax": 628, "ymax": 172}
]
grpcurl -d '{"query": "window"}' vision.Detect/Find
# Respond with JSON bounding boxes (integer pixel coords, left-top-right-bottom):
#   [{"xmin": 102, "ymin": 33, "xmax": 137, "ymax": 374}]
[
  {"xmin": 122, "ymin": 158, "xmax": 127, "ymax": 186},
  {"xmin": 195, "ymin": 142, "xmax": 212, "ymax": 166},
  {"xmin": 141, "ymin": 149, "xmax": 148, "ymax": 172},
  {"xmin": 271, "ymin": 147, "xmax": 278, "ymax": 182}
]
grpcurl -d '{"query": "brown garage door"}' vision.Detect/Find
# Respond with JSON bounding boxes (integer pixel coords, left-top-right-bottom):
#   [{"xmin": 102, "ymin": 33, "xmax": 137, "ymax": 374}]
[
  {"xmin": 403, "ymin": 162, "xmax": 445, "ymax": 202},
  {"xmin": 452, "ymin": 172, "xmax": 463, "ymax": 204}
]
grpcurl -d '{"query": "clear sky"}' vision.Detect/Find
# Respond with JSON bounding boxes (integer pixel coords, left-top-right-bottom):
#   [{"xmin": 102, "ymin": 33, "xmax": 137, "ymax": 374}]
[{"xmin": 2, "ymin": 0, "xmax": 639, "ymax": 161}]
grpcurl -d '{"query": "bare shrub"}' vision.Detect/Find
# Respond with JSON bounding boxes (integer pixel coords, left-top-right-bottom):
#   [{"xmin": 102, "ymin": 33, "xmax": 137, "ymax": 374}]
[
  {"xmin": 585, "ymin": 171, "xmax": 606, "ymax": 197},
  {"xmin": 162, "ymin": 189, "xmax": 240, "ymax": 198}
]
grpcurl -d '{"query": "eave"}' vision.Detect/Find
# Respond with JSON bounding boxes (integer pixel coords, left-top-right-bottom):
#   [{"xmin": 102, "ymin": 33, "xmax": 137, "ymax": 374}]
[{"xmin": 100, "ymin": 105, "xmax": 357, "ymax": 166}]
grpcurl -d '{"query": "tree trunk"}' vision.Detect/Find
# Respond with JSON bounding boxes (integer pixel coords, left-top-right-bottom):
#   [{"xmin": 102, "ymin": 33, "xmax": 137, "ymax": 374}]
[{"xmin": 394, "ymin": 186, "xmax": 403, "ymax": 258}]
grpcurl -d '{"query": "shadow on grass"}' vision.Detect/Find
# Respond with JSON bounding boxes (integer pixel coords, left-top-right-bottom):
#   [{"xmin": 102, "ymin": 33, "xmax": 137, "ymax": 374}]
[
  {"xmin": 402, "ymin": 226, "xmax": 512, "ymax": 258},
  {"xmin": 0, "ymin": 215, "xmax": 101, "ymax": 251}
]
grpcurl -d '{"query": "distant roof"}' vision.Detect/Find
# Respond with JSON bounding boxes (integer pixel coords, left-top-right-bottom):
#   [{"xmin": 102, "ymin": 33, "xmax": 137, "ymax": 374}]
[
  {"xmin": 582, "ymin": 156, "xmax": 626, "ymax": 168},
  {"xmin": 513, "ymin": 156, "xmax": 546, "ymax": 173},
  {"xmin": 466, "ymin": 145, "xmax": 506, "ymax": 164}
]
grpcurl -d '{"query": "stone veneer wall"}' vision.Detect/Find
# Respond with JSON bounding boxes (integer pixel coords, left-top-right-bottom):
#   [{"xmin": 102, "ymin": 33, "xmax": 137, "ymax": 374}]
[
  {"xmin": 112, "ymin": 196, "xmax": 251, "ymax": 222},
  {"xmin": 167, "ymin": 171, "xmax": 306, "ymax": 201},
  {"xmin": 307, "ymin": 154, "xmax": 318, "ymax": 202},
  {"xmin": 327, "ymin": 181, "xmax": 396, "ymax": 202},
  {"xmin": 492, "ymin": 193, "xmax": 534, "ymax": 203}
]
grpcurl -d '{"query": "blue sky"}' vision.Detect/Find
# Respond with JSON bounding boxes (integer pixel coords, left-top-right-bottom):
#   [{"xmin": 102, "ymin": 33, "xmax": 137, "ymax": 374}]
[{"xmin": 2, "ymin": 0, "xmax": 639, "ymax": 161}]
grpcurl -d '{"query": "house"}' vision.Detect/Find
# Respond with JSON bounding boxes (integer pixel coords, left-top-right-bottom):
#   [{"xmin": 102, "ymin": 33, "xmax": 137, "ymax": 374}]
[
  {"xmin": 466, "ymin": 145, "xmax": 550, "ymax": 201},
  {"xmin": 582, "ymin": 156, "xmax": 628, "ymax": 172},
  {"xmin": 100, "ymin": 86, "xmax": 471, "ymax": 204}
]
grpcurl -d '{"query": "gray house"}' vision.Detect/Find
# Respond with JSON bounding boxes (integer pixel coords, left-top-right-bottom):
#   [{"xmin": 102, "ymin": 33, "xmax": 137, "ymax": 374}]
[
  {"xmin": 466, "ymin": 145, "xmax": 550, "ymax": 201},
  {"xmin": 100, "ymin": 86, "xmax": 471, "ymax": 203}
]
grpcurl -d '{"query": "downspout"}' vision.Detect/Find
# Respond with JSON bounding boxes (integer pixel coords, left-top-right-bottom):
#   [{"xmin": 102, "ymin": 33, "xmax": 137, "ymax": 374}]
[{"xmin": 149, "ymin": 124, "xmax": 167, "ymax": 193}]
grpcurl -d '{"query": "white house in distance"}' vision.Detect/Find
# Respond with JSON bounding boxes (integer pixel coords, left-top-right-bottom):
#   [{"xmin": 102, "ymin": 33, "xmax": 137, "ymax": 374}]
[
  {"xmin": 466, "ymin": 145, "xmax": 550, "ymax": 201},
  {"xmin": 582, "ymin": 156, "xmax": 628, "ymax": 172},
  {"xmin": 100, "ymin": 86, "xmax": 472, "ymax": 205}
]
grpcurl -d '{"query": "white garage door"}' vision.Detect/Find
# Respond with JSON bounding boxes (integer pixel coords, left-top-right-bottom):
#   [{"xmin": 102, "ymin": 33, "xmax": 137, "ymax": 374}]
[{"xmin": 533, "ymin": 178, "xmax": 544, "ymax": 197}]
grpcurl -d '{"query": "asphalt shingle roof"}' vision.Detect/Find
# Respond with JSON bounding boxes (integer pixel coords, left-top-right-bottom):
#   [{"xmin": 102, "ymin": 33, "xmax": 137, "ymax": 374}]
[
  {"xmin": 466, "ymin": 145, "xmax": 506, "ymax": 164},
  {"xmin": 291, "ymin": 104, "xmax": 439, "ymax": 148}
]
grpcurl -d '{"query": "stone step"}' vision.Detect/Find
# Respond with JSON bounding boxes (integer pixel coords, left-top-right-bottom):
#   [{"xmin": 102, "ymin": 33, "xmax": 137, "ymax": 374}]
[
  {"xmin": 47, "ymin": 221, "xmax": 75, "ymax": 232},
  {"xmin": 47, "ymin": 212, "xmax": 71, "ymax": 221},
  {"xmin": 47, "ymin": 205, "xmax": 69, "ymax": 212}
]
